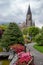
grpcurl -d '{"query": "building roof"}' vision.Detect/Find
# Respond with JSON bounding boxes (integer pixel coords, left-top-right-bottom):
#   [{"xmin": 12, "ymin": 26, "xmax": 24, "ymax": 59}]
[{"xmin": 27, "ymin": 5, "xmax": 31, "ymax": 15}]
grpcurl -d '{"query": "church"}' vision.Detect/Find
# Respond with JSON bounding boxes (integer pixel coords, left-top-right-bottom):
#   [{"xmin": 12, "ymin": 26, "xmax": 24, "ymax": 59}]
[{"xmin": 19, "ymin": 5, "xmax": 35, "ymax": 28}]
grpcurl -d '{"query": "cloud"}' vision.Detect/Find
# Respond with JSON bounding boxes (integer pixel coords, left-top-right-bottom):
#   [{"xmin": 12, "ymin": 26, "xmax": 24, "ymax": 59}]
[{"xmin": 0, "ymin": 0, "xmax": 43, "ymax": 28}]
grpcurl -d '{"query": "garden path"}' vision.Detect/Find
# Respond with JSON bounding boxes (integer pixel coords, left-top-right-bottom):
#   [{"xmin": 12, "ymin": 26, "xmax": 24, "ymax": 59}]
[{"xmin": 26, "ymin": 43, "xmax": 43, "ymax": 65}]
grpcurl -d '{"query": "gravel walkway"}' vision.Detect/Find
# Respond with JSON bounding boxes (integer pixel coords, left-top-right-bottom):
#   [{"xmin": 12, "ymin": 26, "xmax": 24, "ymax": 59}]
[{"xmin": 26, "ymin": 43, "xmax": 43, "ymax": 65}]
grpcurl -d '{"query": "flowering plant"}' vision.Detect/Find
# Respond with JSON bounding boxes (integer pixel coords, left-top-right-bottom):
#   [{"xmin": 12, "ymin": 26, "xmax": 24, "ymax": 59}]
[
  {"xmin": 0, "ymin": 29, "xmax": 3, "ymax": 35},
  {"xmin": 10, "ymin": 44, "xmax": 25, "ymax": 53},
  {"xmin": 14, "ymin": 52, "xmax": 32, "ymax": 65}
]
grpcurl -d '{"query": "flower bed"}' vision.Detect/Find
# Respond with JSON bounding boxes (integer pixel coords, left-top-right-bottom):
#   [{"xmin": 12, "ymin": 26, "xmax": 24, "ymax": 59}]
[
  {"xmin": 10, "ymin": 44, "xmax": 34, "ymax": 65},
  {"xmin": 14, "ymin": 52, "xmax": 34, "ymax": 65},
  {"xmin": 10, "ymin": 44, "xmax": 25, "ymax": 53}
]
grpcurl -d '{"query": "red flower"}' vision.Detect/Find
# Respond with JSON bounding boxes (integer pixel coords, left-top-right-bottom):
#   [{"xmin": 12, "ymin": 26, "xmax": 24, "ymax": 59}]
[{"xmin": 10, "ymin": 44, "xmax": 25, "ymax": 53}]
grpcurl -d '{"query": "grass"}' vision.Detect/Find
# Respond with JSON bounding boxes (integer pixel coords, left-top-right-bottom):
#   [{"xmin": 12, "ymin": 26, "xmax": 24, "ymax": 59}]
[
  {"xmin": 2, "ymin": 60, "xmax": 10, "ymax": 65},
  {"xmin": 0, "ymin": 60, "xmax": 10, "ymax": 65},
  {"xmin": 0, "ymin": 47, "xmax": 3, "ymax": 52},
  {"xmin": 0, "ymin": 42, "xmax": 3, "ymax": 52},
  {"xmin": 33, "ymin": 44, "xmax": 43, "ymax": 53}
]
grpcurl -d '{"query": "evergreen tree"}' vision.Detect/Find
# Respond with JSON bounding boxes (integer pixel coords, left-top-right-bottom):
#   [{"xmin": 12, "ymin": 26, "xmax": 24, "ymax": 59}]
[{"xmin": 1, "ymin": 23, "xmax": 24, "ymax": 49}]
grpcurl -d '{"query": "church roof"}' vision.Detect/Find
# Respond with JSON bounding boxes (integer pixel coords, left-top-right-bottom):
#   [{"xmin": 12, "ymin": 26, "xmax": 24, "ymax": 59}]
[{"xmin": 27, "ymin": 5, "xmax": 31, "ymax": 15}]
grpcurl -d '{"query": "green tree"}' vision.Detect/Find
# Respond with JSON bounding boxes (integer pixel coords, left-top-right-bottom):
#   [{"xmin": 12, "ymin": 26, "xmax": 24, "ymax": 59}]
[
  {"xmin": 1, "ymin": 23, "xmax": 24, "ymax": 49},
  {"xmin": 41, "ymin": 27, "xmax": 43, "ymax": 34},
  {"xmin": 22, "ymin": 28, "xmax": 28, "ymax": 35},
  {"xmin": 35, "ymin": 33, "xmax": 43, "ymax": 46},
  {"xmin": 28, "ymin": 26, "xmax": 40, "ymax": 38}
]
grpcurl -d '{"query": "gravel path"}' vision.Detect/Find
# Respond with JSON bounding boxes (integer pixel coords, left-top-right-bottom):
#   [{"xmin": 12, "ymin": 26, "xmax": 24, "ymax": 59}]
[{"xmin": 26, "ymin": 43, "xmax": 43, "ymax": 65}]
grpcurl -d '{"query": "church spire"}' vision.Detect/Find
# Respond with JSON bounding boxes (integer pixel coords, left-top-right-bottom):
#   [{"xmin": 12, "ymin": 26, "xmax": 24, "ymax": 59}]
[{"xmin": 27, "ymin": 5, "xmax": 31, "ymax": 15}]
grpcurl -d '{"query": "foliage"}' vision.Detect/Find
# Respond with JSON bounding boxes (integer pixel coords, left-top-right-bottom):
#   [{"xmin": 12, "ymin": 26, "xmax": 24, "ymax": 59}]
[
  {"xmin": 23, "ymin": 35, "xmax": 27, "ymax": 39},
  {"xmin": 0, "ymin": 47, "xmax": 3, "ymax": 52},
  {"xmin": 35, "ymin": 27, "xmax": 43, "ymax": 46},
  {"xmin": 1, "ymin": 23, "xmax": 24, "ymax": 49},
  {"xmin": 0, "ymin": 29, "xmax": 3, "ymax": 39},
  {"xmin": 41, "ymin": 27, "xmax": 43, "ymax": 34},
  {"xmin": 23, "ymin": 35, "xmax": 31, "ymax": 44},
  {"xmin": 0, "ymin": 24, "xmax": 8, "ymax": 39},
  {"xmin": 2, "ymin": 60, "xmax": 10, "ymax": 65},
  {"xmin": 0, "ymin": 24, "xmax": 8, "ymax": 31},
  {"xmin": 23, "ymin": 26, "xmax": 40, "ymax": 42},
  {"xmin": 35, "ymin": 33, "xmax": 43, "ymax": 46},
  {"xmin": 24, "ymin": 39, "xmax": 31, "ymax": 44},
  {"xmin": 28, "ymin": 26, "xmax": 40, "ymax": 38},
  {"xmin": 22, "ymin": 28, "xmax": 28, "ymax": 35},
  {"xmin": 33, "ymin": 44, "xmax": 43, "ymax": 53}
]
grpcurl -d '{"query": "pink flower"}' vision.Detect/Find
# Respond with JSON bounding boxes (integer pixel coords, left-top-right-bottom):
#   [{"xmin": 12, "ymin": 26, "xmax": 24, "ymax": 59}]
[
  {"xmin": 18, "ymin": 52, "xmax": 31, "ymax": 58},
  {"xmin": 17, "ymin": 52, "xmax": 32, "ymax": 64}
]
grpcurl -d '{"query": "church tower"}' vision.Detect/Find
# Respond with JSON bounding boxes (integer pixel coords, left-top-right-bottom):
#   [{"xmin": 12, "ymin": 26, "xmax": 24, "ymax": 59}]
[{"xmin": 26, "ymin": 5, "xmax": 32, "ymax": 27}]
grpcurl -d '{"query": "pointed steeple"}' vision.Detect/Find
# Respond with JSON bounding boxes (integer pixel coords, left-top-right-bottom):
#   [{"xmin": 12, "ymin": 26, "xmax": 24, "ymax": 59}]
[{"xmin": 27, "ymin": 5, "xmax": 31, "ymax": 15}]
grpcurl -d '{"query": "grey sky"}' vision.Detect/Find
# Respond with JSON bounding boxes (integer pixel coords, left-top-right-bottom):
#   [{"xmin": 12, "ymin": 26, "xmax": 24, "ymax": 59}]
[{"xmin": 0, "ymin": 0, "xmax": 43, "ymax": 28}]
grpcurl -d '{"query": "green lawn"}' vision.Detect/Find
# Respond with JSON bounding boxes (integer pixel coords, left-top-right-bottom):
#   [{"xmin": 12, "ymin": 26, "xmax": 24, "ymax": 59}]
[{"xmin": 33, "ymin": 44, "xmax": 43, "ymax": 53}]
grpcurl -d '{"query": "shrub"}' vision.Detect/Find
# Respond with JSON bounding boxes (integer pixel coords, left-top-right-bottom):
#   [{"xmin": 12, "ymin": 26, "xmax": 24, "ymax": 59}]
[
  {"xmin": 28, "ymin": 26, "xmax": 40, "ymax": 37},
  {"xmin": 0, "ymin": 25, "xmax": 8, "ymax": 39},
  {"xmin": 0, "ymin": 29, "xmax": 3, "ymax": 39},
  {"xmin": 0, "ymin": 47, "xmax": 3, "ymax": 52},
  {"xmin": 1, "ymin": 23, "xmax": 24, "ymax": 49},
  {"xmin": 23, "ymin": 35, "xmax": 27, "ymax": 39},
  {"xmin": 22, "ymin": 28, "xmax": 28, "ymax": 35},
  {"xmin": 22, "ymin": 26, "xmax": 40, "ymax": 42},
  {"xmin": 24, "ymin": 39, "xmax": 31, "ymax": 44},
  {"xmin": 23, "ymin": 35, "xmax": 31, "ymax": 44},
  {"xmin": 35, "ymin": 33, "xmax": 43, "ymax": 46},
  {"xmin": 0, "ymin": 24, "xmax": 8, "ymax": 31}
]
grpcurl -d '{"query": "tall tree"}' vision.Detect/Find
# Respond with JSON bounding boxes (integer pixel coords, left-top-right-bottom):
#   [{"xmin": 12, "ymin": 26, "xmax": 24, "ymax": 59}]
[
  {"xmin": 1, "ymin": 23, "xmax": 24, "ymax": 49},
  {"xmin": 28, "ymin": 26, "xmax": 40, "ymax": 37}
]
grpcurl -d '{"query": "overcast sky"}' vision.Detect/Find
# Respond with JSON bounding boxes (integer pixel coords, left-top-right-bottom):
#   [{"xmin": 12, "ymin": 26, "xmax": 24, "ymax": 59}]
[{"xmin": 0, "ymin": 0, "xmax": 43, "ymax": 28}]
